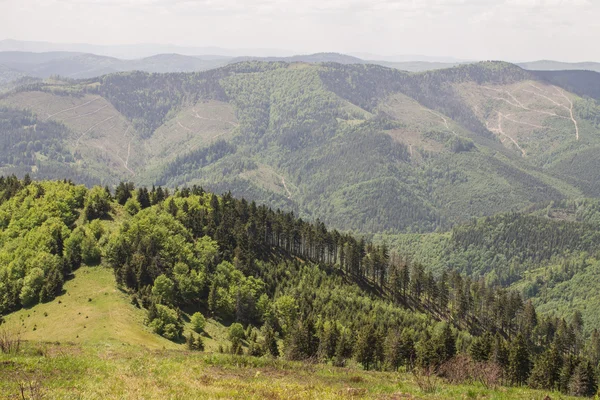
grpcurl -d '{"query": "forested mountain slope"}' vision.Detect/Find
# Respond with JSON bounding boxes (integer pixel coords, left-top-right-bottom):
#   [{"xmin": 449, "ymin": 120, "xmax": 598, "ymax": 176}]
[
  {"xmin": 2, "ymin": 176, "xmax": 600, "ymax": 398},
  {"xmin": 382, "ymin": 199, "xmax": 600, "ymax": 334},
  {"xmin": 1, "ymin": 61, "xmax": 600, "ymax": 233}
]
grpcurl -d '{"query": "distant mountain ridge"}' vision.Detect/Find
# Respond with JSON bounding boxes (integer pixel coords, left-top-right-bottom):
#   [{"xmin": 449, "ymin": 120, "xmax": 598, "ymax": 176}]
[
  {"xmin": 518, "ymin": 60, "xmax": 600, "ymax": 73},
  {"xmin": 2, "ymin": 60, "xmax": 600, "ymax": 234},
  {"xmin": 3, "ymin": 44, "xmax": 600, "ymax": 86},
  {"xmin": 0, "ymin": 38, "xmax": 292, "ymax": 59}
]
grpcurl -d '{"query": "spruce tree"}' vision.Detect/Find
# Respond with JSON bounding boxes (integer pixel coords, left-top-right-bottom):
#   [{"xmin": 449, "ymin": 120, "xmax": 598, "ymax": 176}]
[
  {"xmin": 262, "ymin": 322, "xmax": 279, "ymax": 357},
  {"xmin": 354, "ymin": 325, "xmax": 376, "ymax": 370},
  {"xmin": 384, "ymin": 330, "xmax": 404, "ymax": 371},
  {"xmin": 435, "ymin": 323, "xmax": 456, "ymax": 365},
  {"xmin": 469, "ymin": 333, "xmax": 492, "ymax": 362},
  {"xmin": 528, "ymin": 344, "xmax": 562, "ymax": 390},
  {"xmin": 508, "ymin": 333, "xmax": 531, "ymax": 385},
  {"xmin": 569, "ymin": 360, "xmax": 597, "ymax": 397}
]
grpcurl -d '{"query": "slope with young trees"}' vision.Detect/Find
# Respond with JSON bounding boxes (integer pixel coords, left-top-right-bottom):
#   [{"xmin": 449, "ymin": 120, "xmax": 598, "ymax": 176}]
[{"xmin": 1, "ymin": 176, "xmax": 599, "ymax": 397}]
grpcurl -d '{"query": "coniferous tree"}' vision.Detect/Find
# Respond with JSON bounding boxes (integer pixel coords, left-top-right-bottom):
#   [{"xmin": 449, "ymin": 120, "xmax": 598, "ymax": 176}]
[
  {"xmin": 439, "ymin": 323, "xmax": 456, "ymax": 363},
  {"xmin": 568, "ymin": 360, "xmax": 597, "ymax": 397},
  {"xmin": 262, "ymin": 322, "xmax": 279, "ymax": 357},
  {"xmin": 318, "ymin": 320, "xmax": 340, "ymax": 361},
  {"xmin": 334, "ymin": 329, "xmax": 353, "ymax": 367},
  {"xmin": 508, "ymin": 333, "xmax": 532, "ymax": 386},
  {"xmin": 355, "ymin": 324, "xmax": 377, "ymax": 370},
  {"xmin": 137, "ymin": 187, "xmax": 151, "ymax": 209},
  {"xmin": 528, "ymin": 343, "xmax": 562, "ymax": 390},
  {"xmin": 469, "ymin": 332, "xmax": 492, "ymax": 362}
]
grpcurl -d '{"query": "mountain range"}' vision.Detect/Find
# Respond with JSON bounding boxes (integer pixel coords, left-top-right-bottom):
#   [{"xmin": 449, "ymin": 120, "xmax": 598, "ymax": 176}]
[
  {"xmin": 2, "ymin": 59, "xmax": 600, "ymax": 235},
  {"xmin": 2, "ymin": 40, "xmax": 600, "ymax": 86}
]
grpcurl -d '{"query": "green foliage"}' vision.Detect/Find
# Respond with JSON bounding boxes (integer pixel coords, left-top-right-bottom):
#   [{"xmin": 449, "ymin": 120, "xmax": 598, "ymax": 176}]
[
  {"xmin": 152, "ymin": 275, "xmax": 175, "ymax": 305},
  {"xmin": 147, "ymin": 303, "xmax": 183, "ymax": 340},
  {"xmin": 228, "ymin": 323, "xmax": 245, "ymax": 342},
  {"xmin": 124, "ymin": 197, "xmax": 141, "ymax": 216},
  {"xmin": 5, "ymin": 62, "xmax": 600, "ymax": 237},
  {"xmin": 508, "ymin": 333, "xmax": 531, "ymax": 386},
  {"xmin": 190, "ymin": 312, "xmax": 206, "ymax": 333},
  {"xmin": 83, "ymin": 186, "xmax": 111, "ymax": 221},
  {"xmin": 3, "ymin": 177, "xmax": 600, "ymax": 396},
  {"xmin": 0, "ymin": 179, "xmax": 85, "ymax": 313}
]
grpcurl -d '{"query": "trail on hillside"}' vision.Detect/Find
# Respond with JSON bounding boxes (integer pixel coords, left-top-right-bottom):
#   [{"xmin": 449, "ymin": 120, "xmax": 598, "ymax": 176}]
[
  {"xmin": 177, "ymin": 120, "xmax": 193, "ymax": 132},
  {"xmin": 75, "ymin": 116, "xmax": 115, "ymax": 149},
  {"xmin": 481, "ymin": 84, "xmax": 579, "ymax": 141},
  {"xmin": 277, "ymin": 174, "xmax": 293, "ymax": 200},
  {"xmin": 523, "ymin": 84, "xmax": 579, "ymax": 140},
  {"xmin": 482, "ymin": 86, "xmax": 568, "ymax": 119},
  {"xmin": 486, "ymin": 112, "xmax": 526, "ymax": 157},
  {"xmin": 423, "ymin": 108, "xmax": 458, "ymax": 136},
  {"xmin": 555, "ymin": 87, "xmax": 579, "ymax": 141},
  {"xmin": 45, "ymin": 97, "xmax": 100, "ymax": 120},
  {"xmin": 502, "ymin": 114, "xmax": 545, "ymax": 129},
  {"xmin": 193, "ymin": 109, "xmax": 239, "ymax": 127},
  {"xmin": 61, "ymin": 104, "xmax": 109, "ymax": 122}
]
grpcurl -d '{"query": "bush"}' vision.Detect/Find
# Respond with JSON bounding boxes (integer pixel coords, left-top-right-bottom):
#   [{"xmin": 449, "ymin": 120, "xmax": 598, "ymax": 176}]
[
  {"xmin": 147, "ymin": 304, "xmax": 183, "ymax": 340},
  {"xmin": 228, "ymin": 323, "xmax": 245, "ymax": 342},
  {"xmin": 81, "ymin": 235, "xmax": 101, "ymax": 265},
  {"xmin": 19, "ymin": 268, "xmax": 45, "ymax": 307},
  {"xmin": 124, "ymin": 197, "xmax": 141, "ymax": 216},
  {"xmin": 438, "ymin": 355, "xmax": 502, "ymax": 389},
  {"xmin": 190, "ymin": 312, "xmax": 206, "ymax": 333}
]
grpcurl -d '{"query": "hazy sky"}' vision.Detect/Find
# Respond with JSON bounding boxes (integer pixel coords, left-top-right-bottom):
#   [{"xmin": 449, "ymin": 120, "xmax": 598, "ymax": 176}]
[{"xmin": 1, "ymin": 0, "xmax": 598, "ymax": 61}]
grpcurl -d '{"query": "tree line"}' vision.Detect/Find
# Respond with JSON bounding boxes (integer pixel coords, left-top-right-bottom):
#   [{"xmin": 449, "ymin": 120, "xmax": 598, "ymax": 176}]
[{"xmin": 1, "ymin": 176, "xmax": 600, "ymax": 396}]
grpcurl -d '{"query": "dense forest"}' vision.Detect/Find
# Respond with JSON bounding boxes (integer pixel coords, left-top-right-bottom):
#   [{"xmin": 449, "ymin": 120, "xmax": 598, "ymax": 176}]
[{"xmin": 1, "ymin": 176, "xmax": 599, "ymax": 397}]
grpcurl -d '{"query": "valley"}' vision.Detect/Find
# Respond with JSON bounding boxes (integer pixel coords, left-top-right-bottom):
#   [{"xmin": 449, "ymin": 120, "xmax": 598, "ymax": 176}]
[{"xmin": 2, "ymin": 57, "xmax": 600, "ymax": 398}]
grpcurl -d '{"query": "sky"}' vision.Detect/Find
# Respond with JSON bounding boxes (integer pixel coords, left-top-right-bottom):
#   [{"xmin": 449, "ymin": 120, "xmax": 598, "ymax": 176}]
[{"xmin": 0, "ymin": 0, "xmax": 599, "ymax": 62}]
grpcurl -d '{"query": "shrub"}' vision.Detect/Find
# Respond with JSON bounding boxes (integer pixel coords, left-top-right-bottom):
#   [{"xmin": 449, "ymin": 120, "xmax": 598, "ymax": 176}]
[
  {"xmin": 228, "ymin": 323, "xmax": 245, "ymax": 342},
  {"xmin": 147, "ymin": 304, "xmax": 183, "ymax": 340},
  {"xmin": 190, "ymin": 312, "xmax": 206, "ymax": 333}
]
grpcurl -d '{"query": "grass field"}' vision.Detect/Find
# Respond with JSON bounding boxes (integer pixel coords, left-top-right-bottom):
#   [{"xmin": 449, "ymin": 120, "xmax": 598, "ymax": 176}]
[
  {"xmin": 0, "ymin": 267, "xmax": 578, "ymax": 399},
  {"xmin": 2, "ymin": 266, "xmax": 176, "ymax": 349},
  {"xmin": 0, "ymin": 342, "xmax": 577, "ymax": 400}
]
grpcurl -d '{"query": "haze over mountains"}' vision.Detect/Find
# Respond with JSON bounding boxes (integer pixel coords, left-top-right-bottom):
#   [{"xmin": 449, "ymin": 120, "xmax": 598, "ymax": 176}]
[
  {"xmin": 4, "ymin": 36, "xmax": 600, "ymax": 397},
  {"xmin": 2, "ymin": 39, "xmax": 600, "ymax": 86},
  {"xmin": 2, "ymin": 55, "xmax": 600, "ymax": 235}
]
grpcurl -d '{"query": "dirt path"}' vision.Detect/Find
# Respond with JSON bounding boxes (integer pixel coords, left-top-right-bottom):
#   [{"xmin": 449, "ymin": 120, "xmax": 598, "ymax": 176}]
[
  {"xmin": 45, "ymin": 97, "xmax": 100, "ymax": 120},
  {"xmin": 193, "ymin": 109, "xmax": 239, "ymax": 127},
  {"xmin": 555, "ymin": 87, "xmax": 579, "ymax": 141},
  {"xmin": 523, "ymin": 84, "xmax": 579, "ymax": 140},
  {"xmin": 124, "ymin": 140, "xmax": 134, "ymax": 176},
  {"xmin": 487, "ymin": 112, "xmax": 526, "ymax": 156},
  {"xmin": 75, "ymin": 116, "xmax": 116, "ymax": 149},
  {"xmin": 422, "ymin": 108, "xmax": 458, "ymax": 136},
  {"xmin": 61, "ymin": 104, "xmax": 109, "ymax": 122},
  {"xmin": 482, "ymin": 86, "xmax": 568, "ymax": 119},
  {"xmin": 502, "ymin": 114, "xmax": 545, "ymax": 129},
  {"xmin": 278, "ymin": 175, "xmax": 293, "ymax": 199},
  {"xmin": 177, "ymin": 120, "xmax": 193, "ymax": 132}
]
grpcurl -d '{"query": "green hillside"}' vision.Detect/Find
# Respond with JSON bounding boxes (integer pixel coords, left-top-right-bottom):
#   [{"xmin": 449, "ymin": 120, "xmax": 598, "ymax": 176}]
[
  {"xmin": 380, "ymin": 199, "xmax": 600, "ymax": 334},
  {"xmin": 1, "ymin": 61, "xmax": 600, "ymax": 234},
  {"xmin": 1, "ymin": 177, "xmax": 600, "ymax": 398}
]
